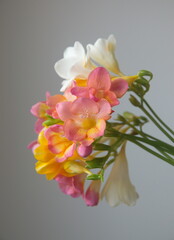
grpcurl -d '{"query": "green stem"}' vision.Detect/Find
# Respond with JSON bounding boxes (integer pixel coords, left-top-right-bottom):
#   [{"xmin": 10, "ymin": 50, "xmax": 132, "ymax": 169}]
[
  {"xmin": 105, "ymin": 130, "xmax": 174, "ymax": 165},
  {"xmin": 120, "ymin": 121, "xmax": 174, "ymax": 154},
  {"xmin": 126, "ymin": 136, "xmax": 174, "ymax": 166},
  {"xmin": 108, "ymin": 121, "xmax": 174, "ymax": 154},
  {"xmin": 140, "ymin": 105, "xmax": 174, "ymax": 142},
  {"xmin": 118, "ymin": 133, "xmax": 174, "ymax": 165},
  {"xmin": 143, "ymin": 98, "xmax": 174, "ymax": 135}
]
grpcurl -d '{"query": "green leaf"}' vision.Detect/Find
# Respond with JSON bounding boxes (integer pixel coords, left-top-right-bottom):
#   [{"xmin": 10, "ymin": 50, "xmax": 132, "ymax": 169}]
[
  {"xmin": 93, "ymin": 143, "xmax": 111, "ymax": 151},
  {"xmin": 86, "ymin": 156, "xmax": 107, "ymax": 169},
  {"xmin": 117, "ymin": 114, "xmax": 126, "ymax": 122}
]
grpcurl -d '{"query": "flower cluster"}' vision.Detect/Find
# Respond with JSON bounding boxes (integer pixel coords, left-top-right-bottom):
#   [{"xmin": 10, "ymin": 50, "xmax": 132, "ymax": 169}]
[{"xmin": 29, "ymin": 35, "xmax": 139, "ymax": 207}]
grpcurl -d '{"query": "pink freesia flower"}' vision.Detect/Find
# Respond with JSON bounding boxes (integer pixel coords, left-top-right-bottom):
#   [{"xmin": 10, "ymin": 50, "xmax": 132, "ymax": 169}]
[
  {"xmin": 44, "ymin": 125, "xmax": 76, "ymax": 162},
  {"xmin": 45, "ymin": 124, "xmax": 92, "ymax": 161},
  {"xmin": 30, "ymin": 101, "xmax": 49, "ymax": 133},
  {"xmin": 71, "ymin": 67, "xmax": 128, "ymax": 106},
  {"xmin": 27, "ymin": 140, "xmax": 39, "ymax": 152},
  {"xmin": 55, "ymin": 174, "xmax": 86, "ymax": 198},
  {"xmin": 30, "ymin": 92, "xmax": 66, "ymax": 133},
  {"xmin": 46, "ymin": 92, "xmax": 66, "ymax": 118},
  {"xmin": 110, "ymin": 78, "xmax": 129, "ymax": 98},
  {"xmin": 84, "ymin": 180, "xmax": 101, "ymax": 206},
  {"xmin": 56, "ymin": 97, "xmax": 111, "ymax": 146}
]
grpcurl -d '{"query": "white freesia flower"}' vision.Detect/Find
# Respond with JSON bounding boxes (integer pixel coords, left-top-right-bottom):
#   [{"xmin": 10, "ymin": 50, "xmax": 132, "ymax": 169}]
[
  {"xmin": 87, "ymin": 35, "xmax": 124, "ymax": 76},
  {"xmin": 101, "ymin": 143, "xmax": 139, "ymax": 207},
  {"xmin": 54, "ymin": 41, "xmax": 94, "ymax": 91}
]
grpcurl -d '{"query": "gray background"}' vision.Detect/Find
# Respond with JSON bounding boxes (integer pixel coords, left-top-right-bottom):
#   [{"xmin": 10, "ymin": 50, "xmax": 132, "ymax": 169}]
[{"xmin": 1, "ymin": 0, "xmax": 174, "ymax": 239}]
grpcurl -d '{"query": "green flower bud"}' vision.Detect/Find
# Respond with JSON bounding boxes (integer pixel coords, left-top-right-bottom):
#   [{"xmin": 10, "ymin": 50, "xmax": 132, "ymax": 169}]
[{"xmin": 129, "ymin": 95, "xmax": 141, "ymax": 107}]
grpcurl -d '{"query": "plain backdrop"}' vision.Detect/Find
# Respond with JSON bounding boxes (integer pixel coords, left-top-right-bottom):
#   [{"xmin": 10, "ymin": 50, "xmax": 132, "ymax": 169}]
[{"xmin": 1, "ymin": 0, "xmax": 174, "ymax": 240}]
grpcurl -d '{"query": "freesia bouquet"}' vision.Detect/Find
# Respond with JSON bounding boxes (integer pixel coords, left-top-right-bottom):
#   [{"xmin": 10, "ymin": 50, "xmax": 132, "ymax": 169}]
[{"xmin": 28, "ymin": 35, "xmax": 174, "ymax": 207}]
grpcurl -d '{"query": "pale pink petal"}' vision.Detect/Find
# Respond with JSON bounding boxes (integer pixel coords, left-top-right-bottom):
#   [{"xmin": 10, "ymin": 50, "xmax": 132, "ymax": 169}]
[
  {"xmin": 96, "ymin": 99, "xmax": 111, "ymax": 120},
  {"xmin": 55, "ymin": 173, "xmax": 85, "ymax": 198},
  {"xmin": 88, "ymin": 67, "xmax": 111, "ymax": 91},
  {"xmin": 27, "ymin": 140, "xmax": 39, "ymax": 152},
  {"xmin": 84, "ymin": 180, "xmax": 101, "ymax": 206},
  {"xmin": 64, "ymin": 82, "xmax": 77, "ymax": 101},
  {"xmin": 35, "ymin": 119, "xmax": 44, "ymax": 133},
  {"xmin": 71, "ymin": 87, "xmax": 89, "ymax": 98},
  {"xmin": 30, "ymin": 102, "xmax": 45, "ymax": 117},
  {"xmin": 46, "ymin": 94, "xmax": 66, "ymax": 108},
  {"xmin": 56, "ymin": 101, "xmax": 73, "ymax": 121},
  {"xmin": 65, "ymin": 120, "xmax": 87, "ymax": 141},
  {"xmin": 71, "ymin": 97, "xmax": 99, "ymax": 116},
  {"xmin": 77, "ymin": 144, "xmax": 92, "ymax": 157},
  {"xmin": 45, "ymin": 91, "xmax": 50, "ymax": 99},
  {"xmin": 105, "ymin": 91, "xmax": 120, "ymax": 106},
  {"xmin": 110, "ymin": 78, "xmax": 128, "ymax": 98}
]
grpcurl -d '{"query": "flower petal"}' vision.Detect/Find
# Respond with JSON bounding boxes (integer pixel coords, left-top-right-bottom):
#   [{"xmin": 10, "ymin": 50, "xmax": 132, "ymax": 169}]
[
  {"xmin": 88, "ymin": 67, "xmax": 111, "ymax": 91},
  {"xmin": 84, "ymin": 180, "xmax": 101, "ymax": 206},
  {"xmin": 71, "ymin": 86, "xmax": 89, "ymax": 98},
  {"xmin": 87, "ymin": 35, "xmax": 122, "ymax": 75},
  {"xmin": 71, "ymin": 97, "xmax": 99, "ymax": 116},
  {"xmin": 64, "ymin": 119, "xmax": 87, "ymax": 141},
  {"xmin": 56, "ymin": 101, "xmax": 73, "ymax": 121},
  {"xmin": 55, "ymin": 173, "xmax": 86, "ymax": 198},
  {"xmin": 101, "ymin": 143, "xmax": 139, "ymax": 207},
  {"xmin": 110, "ymin": 78, "xmax": 128, "ymax": 98},
  {"xmin": 77, "ymin": 144, "xmax": 92, "ymax": 157},
  {"xmin": 96, "ymin": 99, "xmax": 111, "ymax": 120}
]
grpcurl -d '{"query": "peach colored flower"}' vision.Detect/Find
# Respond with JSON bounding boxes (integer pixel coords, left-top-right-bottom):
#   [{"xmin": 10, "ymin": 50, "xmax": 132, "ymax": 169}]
[
  {"xmin": 56, "ymin": 97, "xmax": 111, "ymax": 146},
  {"xmin": 30, "ymin": 92, "xmax": 66, "ymax": 133},
  {"xmin": 71, "ymin": 67, "xmax": 128, "ymax": 106}
]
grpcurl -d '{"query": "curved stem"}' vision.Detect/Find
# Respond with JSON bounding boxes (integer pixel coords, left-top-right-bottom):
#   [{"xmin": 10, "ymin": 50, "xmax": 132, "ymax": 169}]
[
  {"xmin": 140, "ymin": 105, "xmax": 174, "ymax": 142},
  {"xmin": 109, "ymin": 121, "xmax": 174, "ymax": 154},
  {"xmin": 143, "ymin": 98, "xmax": 174, "ymax": 135},
  {"xmin": 119, "ymin": 133, "xmax": 174, "ymax": 165},
  {"xmin": 126, "ymin": 137, "xmax": 174, "ymax": 165},
  {"xmin": 105, "ymin": 129, "xmax": 174, "ymax": 165}
]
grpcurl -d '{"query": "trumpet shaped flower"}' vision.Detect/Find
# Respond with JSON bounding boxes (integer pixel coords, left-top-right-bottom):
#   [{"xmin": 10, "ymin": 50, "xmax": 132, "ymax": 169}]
[
  {"xmin": 101, "ymin": 143, "xmax": 139, "ymax": 207},
  {"xmin": 56, "ymin": 97, "xmax": 111, "ymax": 145},
  {"xmin": 71, "ymin": 67, "xmax": 128, "ymax": 106},
  {"xmin": 54, "ymin": 41, "xmax": 94, "ymax": 91},
  {"xmin": 87, "ymin": 35, "xmax": 123, "ymax": 76}
]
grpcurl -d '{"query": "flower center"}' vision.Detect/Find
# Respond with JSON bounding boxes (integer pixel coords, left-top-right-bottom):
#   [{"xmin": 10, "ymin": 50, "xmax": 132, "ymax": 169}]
[{"xmin": 82, "ymin": 118, "xmax": 96, "ymax": 129}]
